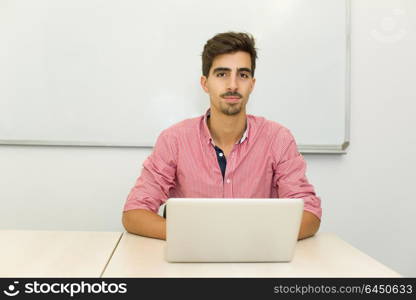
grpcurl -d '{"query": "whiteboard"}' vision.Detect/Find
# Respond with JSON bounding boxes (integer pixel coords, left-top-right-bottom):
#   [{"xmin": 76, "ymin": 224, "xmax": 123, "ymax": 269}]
[{"xmin": 0, "ymin": 0, "xmax": 350, "ymax": 153}]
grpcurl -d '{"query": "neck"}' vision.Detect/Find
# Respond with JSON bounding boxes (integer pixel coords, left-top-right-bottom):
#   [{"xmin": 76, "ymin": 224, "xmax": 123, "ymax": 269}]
[{"xmin": 207, "ymin": 108, "xmax": 247, "ymax": 148}]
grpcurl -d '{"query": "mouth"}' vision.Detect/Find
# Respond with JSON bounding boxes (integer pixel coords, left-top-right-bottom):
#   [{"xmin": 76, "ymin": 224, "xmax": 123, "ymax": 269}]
[{"xmin": 223, "ymin": 97, "xmax": 241, "ymax": 103}]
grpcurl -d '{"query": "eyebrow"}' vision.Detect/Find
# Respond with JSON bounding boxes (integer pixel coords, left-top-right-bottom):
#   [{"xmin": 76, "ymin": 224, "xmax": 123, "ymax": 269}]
[{"xmin": 213, "ymin": 67, "xmax": 252, "ymax": 74}]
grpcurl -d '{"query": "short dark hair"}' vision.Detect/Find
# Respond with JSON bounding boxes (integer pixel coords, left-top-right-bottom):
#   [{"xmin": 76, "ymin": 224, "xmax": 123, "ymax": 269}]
[{"xmin": 201, "ymin": 32, "xmax": 258, "ymax": 77}]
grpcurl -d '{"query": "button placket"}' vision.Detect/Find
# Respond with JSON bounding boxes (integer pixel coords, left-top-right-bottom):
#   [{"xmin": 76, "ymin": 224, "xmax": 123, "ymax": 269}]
[{"xmin": 223, "ymin": 145, "xmax": 237, "ymax": 196}]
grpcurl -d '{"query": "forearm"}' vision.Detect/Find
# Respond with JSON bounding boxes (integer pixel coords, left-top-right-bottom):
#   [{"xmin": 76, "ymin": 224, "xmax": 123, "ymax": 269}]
[
  {"xmin": 298, "ymin": 210, "xmax": 320, "ymax": 240},
  {"xmin": 122, "ymin": 209, "xmax": 166, "ymax": 240}
]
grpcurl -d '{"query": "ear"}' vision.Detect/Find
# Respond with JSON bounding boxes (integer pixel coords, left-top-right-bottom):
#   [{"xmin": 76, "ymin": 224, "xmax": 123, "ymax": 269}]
[
  {"xmin": 250, "ymin": 77, "xmax": 256, "ymax": 93},
  {"xmin": 200, "ymin": 75, "xmax": 209, "ymax": 93}
]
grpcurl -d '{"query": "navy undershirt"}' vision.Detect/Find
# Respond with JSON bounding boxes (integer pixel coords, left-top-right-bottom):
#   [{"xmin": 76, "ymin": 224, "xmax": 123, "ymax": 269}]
[{"xmin": 213, "ymin": 145, "xmax": 227, "ymax": 179}]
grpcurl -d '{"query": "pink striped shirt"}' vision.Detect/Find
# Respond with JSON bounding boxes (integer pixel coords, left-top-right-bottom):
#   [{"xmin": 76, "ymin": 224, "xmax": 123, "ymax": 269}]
[{"xmin": 124, "ymin": 112, "xmax": 322, "ymax": 219}]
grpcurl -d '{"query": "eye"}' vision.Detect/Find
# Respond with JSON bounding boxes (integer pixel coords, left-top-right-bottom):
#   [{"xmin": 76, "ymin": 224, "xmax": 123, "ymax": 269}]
[
  {"xmin": 240, "ymin": 73, "xmax": 250, "ymax": 79},
  {"xmin": 216, "ymin": 72, "xmax": 226, "ymax": 77}
]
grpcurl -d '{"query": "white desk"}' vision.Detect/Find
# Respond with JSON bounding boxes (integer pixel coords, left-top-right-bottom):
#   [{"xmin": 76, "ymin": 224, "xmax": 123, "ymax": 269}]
[
  {"xmin": 0, "ymin": 230, "xmax": 122, "ymax": 277},
  {"xmin": 102, "ymin": 232, "xmax": 401, "ymax": 277}
]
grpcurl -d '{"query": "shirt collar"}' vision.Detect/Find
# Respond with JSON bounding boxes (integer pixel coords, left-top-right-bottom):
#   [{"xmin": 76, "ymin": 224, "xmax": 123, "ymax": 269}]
[{"xmin": 203, "ymin": 108, "xmax": 249, "ymax": 146}]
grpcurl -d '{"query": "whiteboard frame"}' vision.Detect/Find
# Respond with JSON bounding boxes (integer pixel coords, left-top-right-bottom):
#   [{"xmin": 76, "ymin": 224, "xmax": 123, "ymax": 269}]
[{"xmin": 0, "ymin": 0, "xmax": 351, "ymax": 154}]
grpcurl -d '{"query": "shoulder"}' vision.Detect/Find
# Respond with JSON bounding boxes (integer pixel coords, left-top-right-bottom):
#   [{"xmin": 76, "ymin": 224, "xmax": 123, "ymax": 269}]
[
  {"xmin": 155, "ymin": 115, "xmax": 202, "ymax": 148},
  {"xmin": 152, "ymin": 117, "xmax": 201, "ymax": 158},
  {"xmin": 247, "ymin": 114, "xmax": 293, "ymax": 139},
  {"xmin": 161, "ymin": 115, "xmax": 201, "ymax": 137},
  {"xmin": 248, "ymin": 114, "xmax": 298, "ymax": 159}
]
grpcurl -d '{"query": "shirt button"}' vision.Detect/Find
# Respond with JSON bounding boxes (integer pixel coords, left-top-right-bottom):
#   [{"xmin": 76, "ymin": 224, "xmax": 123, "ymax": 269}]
[
  {"xmin": 219, "ymin": 153, "xmax": 224, "ymax": 157},
  {"xmin": 226, "ymin": 179, "xmax": 231, "ymax": 184}
]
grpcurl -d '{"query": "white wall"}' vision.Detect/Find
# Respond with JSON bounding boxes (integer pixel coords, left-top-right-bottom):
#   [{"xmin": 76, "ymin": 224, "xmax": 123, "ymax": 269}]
[
  {"xmin": 0, "ymin": 0, "xmax": 415, "ymax": 276},
  {"xmin": 308, "ymin": 0, "xmax": 416, "ymax": 276}
]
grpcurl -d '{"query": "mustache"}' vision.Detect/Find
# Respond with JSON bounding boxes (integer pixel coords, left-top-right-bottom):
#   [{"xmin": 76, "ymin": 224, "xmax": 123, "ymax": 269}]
[{"xmin": 221, "ymin": 92, "xmax": 242, "ymax": 98}]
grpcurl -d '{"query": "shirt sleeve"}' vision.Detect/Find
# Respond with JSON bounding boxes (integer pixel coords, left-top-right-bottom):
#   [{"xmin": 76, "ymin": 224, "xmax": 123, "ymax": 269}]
[
  {"xmin": 272, "ymin": 128, "xmax": 322, "ymax": 220},
  {"xmin": 123, "ymin": 130, "xmax": 177, "ymax": 213}
]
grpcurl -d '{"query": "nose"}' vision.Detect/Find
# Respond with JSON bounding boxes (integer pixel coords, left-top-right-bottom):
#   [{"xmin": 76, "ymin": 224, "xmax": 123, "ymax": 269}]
[{"xmin": 227, "ymin": 73, "xmax": 238, "ymax": 91}]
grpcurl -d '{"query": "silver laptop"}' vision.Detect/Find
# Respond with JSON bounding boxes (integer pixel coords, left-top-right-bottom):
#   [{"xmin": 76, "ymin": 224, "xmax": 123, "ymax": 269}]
[{"xmin": 165, "ymin": 198, "xmax": 303, "ymax": 263}]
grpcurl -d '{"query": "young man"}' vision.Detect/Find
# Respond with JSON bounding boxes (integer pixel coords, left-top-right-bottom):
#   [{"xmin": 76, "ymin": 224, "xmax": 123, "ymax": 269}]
[{"xmin": 122, "ymin": 32, "xmax": 322, "ymax": 240}]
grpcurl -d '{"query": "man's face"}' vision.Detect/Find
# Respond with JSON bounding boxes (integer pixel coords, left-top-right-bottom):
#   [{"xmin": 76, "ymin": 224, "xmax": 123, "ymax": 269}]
[{"xmin": 201, "ymin": 51, "xmax": 256, "ymax": 116}]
